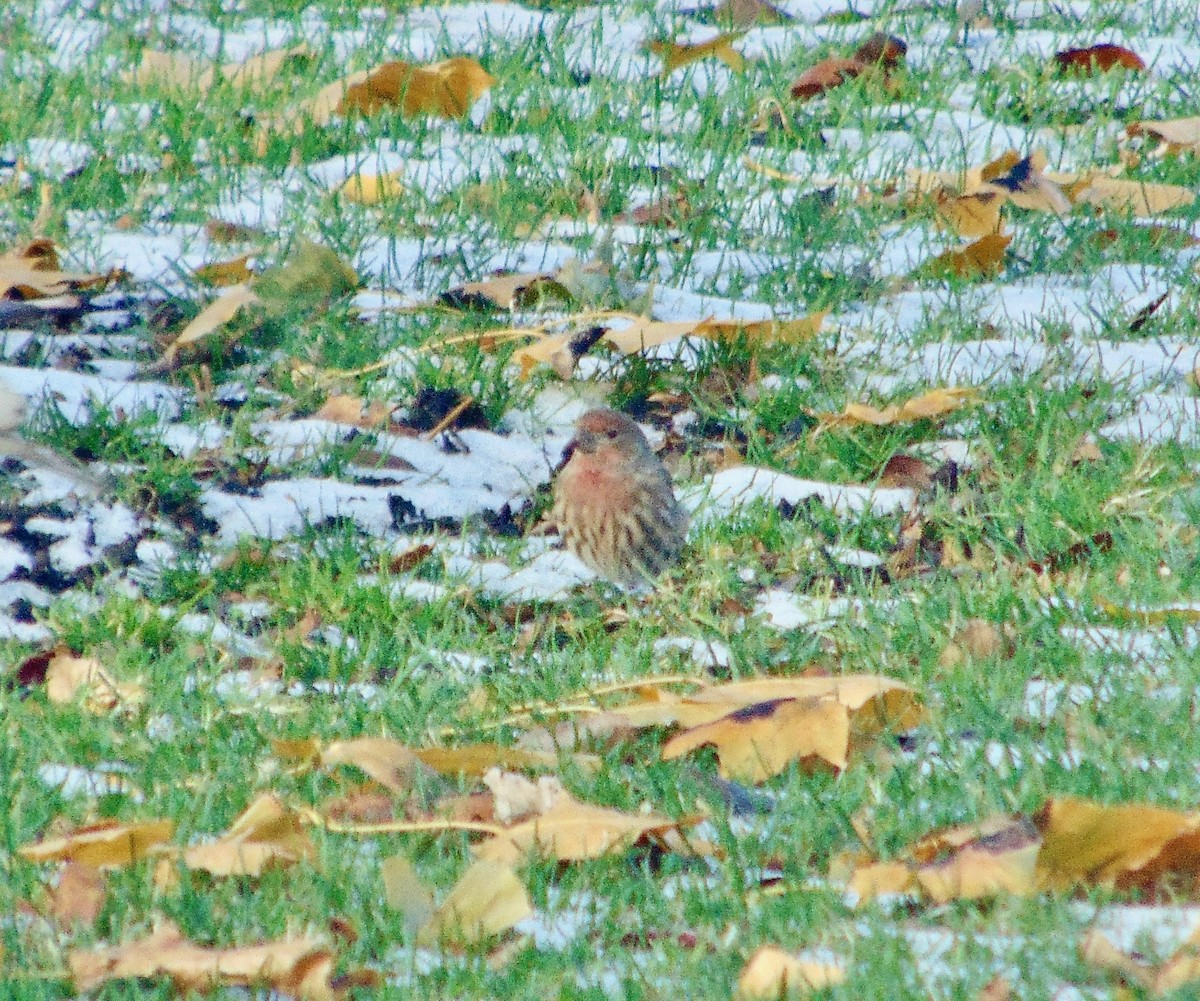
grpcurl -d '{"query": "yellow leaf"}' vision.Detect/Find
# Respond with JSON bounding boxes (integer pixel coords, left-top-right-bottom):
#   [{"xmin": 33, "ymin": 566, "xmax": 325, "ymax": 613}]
[
  {"xmin": 696, "ymin": 311, "xmax": 827, "ymax": 344},
  {"xmin": 45, "ymin": 649, "xmax": 144, "ymax": 712},
  {"xmin": 737, "ymin": 946, "xmax": 847, "ymax": 998},
  {"xmin": 662, "ymin": 696, "xmax": 851, "ymax": 781},
  {"xmin": 1066, "ymin": 174, "xmax": 1195, "ymax": 216},
  {"xmin": 474, "ymin": 795, "xmax": 683, "ymax": 865},
  {"xmin": 919, "ymin": 232, "xmax": 1012, "ymax": 279},
  {"xmin": 68, "ymin": 922, "xmax": 339, "ymax": 1000},
  {"xmin": 321, "ymin": 738, "xmax": 425, "ymax": 793},
  {"xmin": 933, "ymin": 190, "xmax": 1006, "ymax": 237},
  {"xmin": 19, "ymin": 819, "xmax": 175, "ymax": 867},
  {"xmin": 339, "ymin": 170, "xmax": 405, "ymax": 204},
  {"xmin": 820, "ymin": 387, "xmax": 979, "ymax": 429},
  {"xmin": 193, "ymin": 254, "xmax": 255, "ymax": 287},
  {"xmin": 381, "ymin": 854, "xmax": 436, "ymax": 933},
  {"xmin": 648, "ymin": 32, "xmax": 747, "ymax": 74},
  {"xmin": 416, "ymin": 860, "xmax": 533, "ymax": 946},
  {"xmin": 180, "ymin": 794, "xmax": 316, "ymax": 876},
  {"xmin": 162, "ymin": 284, "xmax": 260, "ymax": 366}
]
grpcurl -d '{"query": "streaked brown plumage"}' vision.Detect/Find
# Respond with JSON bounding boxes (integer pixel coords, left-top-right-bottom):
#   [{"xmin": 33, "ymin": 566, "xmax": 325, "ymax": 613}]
[{"xmin": 550, "ymin": 408, "xmax": 688, "ymax": 590}]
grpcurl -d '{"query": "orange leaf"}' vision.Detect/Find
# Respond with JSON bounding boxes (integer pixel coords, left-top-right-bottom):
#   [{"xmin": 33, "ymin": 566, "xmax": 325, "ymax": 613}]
[
  {"xmin": 790, "ymin": 57, "xmax": 863, "ymax": 100},
  {"xmin": 1054, "ymin": 43, "xmax": 1145, "ymax": 74}
]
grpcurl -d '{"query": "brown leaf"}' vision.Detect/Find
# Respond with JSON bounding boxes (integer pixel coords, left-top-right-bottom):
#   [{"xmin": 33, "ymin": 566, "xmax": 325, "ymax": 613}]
[
  {"xmin": 0, "ymin": 240, "xmax": 115, "ymax": 299},
  {"xmin": 442, "ymin": 271, "xmax": 573, "ymax": 310},
  {"xmin": 1127, "ymin": 116, "xmax": 1200, "ymax": 156},
  {"xmin": 314, "ymin": 394, "xmax": 392, "ymax": 428},
  {"xmin": 69, "ymin": 922, "xmax": 339, "ymax": 1000},
  {"xmin": 19, "ymin": 818, "xmax": 175, "ymax": 867},
  {"xmin": 1054, "ymin": 43, "xmax": 1145, "ymax": 75},
  {"xmin": 381, "ymin": 854, "xmax": 436, "ymax": 934},
  {"xmin": 47, "ymin": 863, "xmax": 107, "ymax": 927},
  {"xmin": 790, "ymin": 57, "xmax": 863, "ymax": 100},
  {"xmin": 933, "ymin": 189, "xmax": 1006, "ymax": 237},
  {"xmin": 878, "ymin": 454, "xmax": 933, "ymax": 490},
  {"xmin": 340, "ymin": 57, "xmax": 494, "ymax": 119},
  {"xmin": 43, "ymin": 648, "xmax": 144, "ymax": 713},
  {"xmin": 194, "ymin": 254, "xmax": 255, "ymax": 287},
  {"xmin": 852, "ymin": 32, "xmax": 906, "ymax": 66},
  {"xmin": 696, "ymin": 312, "xmax": 827, "ymax": 345}
]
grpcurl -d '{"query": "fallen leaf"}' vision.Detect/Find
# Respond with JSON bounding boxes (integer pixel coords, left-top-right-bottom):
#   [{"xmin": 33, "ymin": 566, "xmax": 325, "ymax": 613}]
[
  {"xmin": 416, "ymin": 859, "xmax": 533, "ymax": 947},
  {"xmin": 482, "ymin": 768, "xmax": 567, "ymax": 823},
  {"xmin": 338, "ymin": 170, "xmax": 405, "ymax": 204},
  {"xmin": 852, "ymin": 32, "xmax": 906, "ymax": 66},
  {"xmin": 820, "ymin": 387, "xmax": 979, "ymax": 429},
  {"xmin": 790, "ymin": 56, "xmax": 864, "ymax": 100},
  {"xmin": 19, "ymin": 819, "xmax": 175, "ymax": 867},
  {"xmin": 68, "ymin": 922, "xmax": 339, "ymax": 1000},
  {"xmin": 1126, "ymin": 116, "xmax": 1200, "ymax": 157},
  {"xmin": 737, "ymin": 945, "xmax": 847, "ymax": 998},
  {"xmin": 126, "ymin": 44, "xmax": 313, "ymax": 92},
  {"xmin": 381, "ymin": 854, "xmax": 436, "ymax": 934},
  {"xmin": 474, "ymin": 794, "xmax": 685, "ymax": 865},
  {"xmin": 322, "ymin": 738, "xmax": 426, "ymax": 793},
  {"xmin": 442, "ymin": 271, "xmax": 573, "ymax": 310},
  {"xmin": 1082, "ymin": 921, "xmax": 1200, "ymax": 994},
  {"xmin": 1035, "ymin": 797, "xmax": 1200, "ymax": 894},
  {"xmin": 713, "ymin": 0, "xmax": 793, "ymax": 27},
  {"xmin": 44, "ymin": 649, "xmax": 144, "ymax": 712},
  {"xmin": 194, "ymin": 254, "xmax": 255, "ymax": 287},
  {"xmin": 662, "ymin": 696, "xmax": 851, "ymax": 781},
  {"xmin": 179, "ymin": 794, "xmax": 316, "ymax": 877},
  {"xmin": 0, "ymin": 240, "xmax": 115, "ymax": 299},
  {"xmin": 696, "ymin": 312, "xmax": 827, "ymax": 344},
  {"xmin": 918, "ymin": 232, "xmax": 1012, "ymax": 279},
  {"xmin": 1054, "ymin": 43, "xmax": 1145, "ymax": 74},
  {"xmin": 47, "ymin": 862, "xmax": 107, "ymax": 927},
  {"xmin": 253, "ymin": 240, "xmax": 359, "ymax": 318},
  {"xmin": 648, "ymin": 32, "xmax": 746, "ymax": 74},
  {"xmin": 1065, "ymin": 174, "xmax": 1195, "ymax": 216},
  {"xmin": 933, "ymin": 189, "xmax": 1006, "ymax": 237},
  {"xmin": 983, "ymin": 151, "xmax": 1071, "ymax": 214},
  {"xmin": 161, "ymin": 284, "xmax": 261, "ymax": 367}
]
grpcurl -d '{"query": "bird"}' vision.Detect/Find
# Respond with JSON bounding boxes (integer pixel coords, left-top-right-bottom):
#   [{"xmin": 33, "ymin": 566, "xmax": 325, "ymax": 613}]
[{"xmin": 549, "ymin": 408, "xmax": 688, "ymax": 590}]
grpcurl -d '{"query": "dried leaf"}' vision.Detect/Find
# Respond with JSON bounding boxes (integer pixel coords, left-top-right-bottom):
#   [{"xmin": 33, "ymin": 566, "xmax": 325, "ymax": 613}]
[
  {"xmin": 790, "ymin": 57, "xmax": 863, "ymax": 100},
  {"xmin": 934, "ymin": 189, "xmax": 1006, "ymax": 237},
  {"xmin": 820, "ymin": 387, "xmax": 978, "ymax": 429},
  {"xmin": 69, "ymin": 922, "xmax": 338, "ymax": 1000},
  {"xmin": 1054, "ymin": 43, "xmax": 1145, "ymax": 74},
  {"xmin": 474, "ymin": 794, "xmax": 683, "ymax": 865},
  {"xmin": 662, "ymin": 696, "xmax": 851, "ymax": 781},
  {"xmin": 1036, "ymin": 797, "xmax": 1200, "ymax": 894},
  {"xmin": 127, "ymin": 44, "xmax": 313, "ymax": 92},
  {"xmin": 1065, "ymin": 174, "xmax": 1195, "ymax": 216},
  {"xmin": 648, "ymin": 32, "xmax": 746, "ymax": 74},
  {"xmin": 339, "ymin": 171, "xmax": 405, "ymax": 204},
  {"xmin": 47, "ymin": 863, "xmax": 107, "ymax": 927},
  {"xmin": 194, "ymin": 254, "xmax": 255, "ymax": 287},
  {"xmin": 44, "ymin": 649, "xmax": 144, "ymax": 712},
  {"xmin": 180, "ymin": 794, "xmax": 316, "ymax": 876},
  {"xmin": 737, "ymin": 945, "xmax": 847, "ymax": 998},
  {"xmin": 322, "ymin": 738, "xmax": 425, "ymax": 793},
  {"xmin": 381, "ymin": 854, "xmax": 436, "ymax": 934},
  {"xmin": 161, "ymin": 284, "xmax": 261, "ymax": 367},
  {"xmin": 1127, "ymin": 116, "xmax": 1200, "ymax": 156},
  {"xmin": 19, "ymin": 819, "xmax": 175, "ymax": 867},
  {"xmin": 442, "ymin": 272, "xmax": 573, "ymax": 310},
  {"xmin": 696, "ymin": 312, "xmax": 827, "ymax": 344},
  {"xmin": 416, "ymin": 860, "xmax": 533, "ymax": 947},
  {"xmin": 340, "ymin": 57, "xmax": 494, "ymax": 119},
  {"xmin": 0, "ymin": 240, "xmax": 115, "ymax": 299},
  {"xmin": 918, "ymin": 232, "xmax": 1012, "ymax": 279}
]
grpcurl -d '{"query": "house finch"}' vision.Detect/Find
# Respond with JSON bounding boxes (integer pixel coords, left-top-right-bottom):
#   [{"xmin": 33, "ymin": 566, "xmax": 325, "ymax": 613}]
[{"xmin": 550, "ymin": 408, "xmax": 688, "ymax": 590}]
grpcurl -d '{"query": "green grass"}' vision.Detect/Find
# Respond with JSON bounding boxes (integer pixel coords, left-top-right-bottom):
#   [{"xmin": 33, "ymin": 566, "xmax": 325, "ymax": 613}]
[{"xmin": 3, "ymin": 0, "xmax": 1200, "ymax": 997}]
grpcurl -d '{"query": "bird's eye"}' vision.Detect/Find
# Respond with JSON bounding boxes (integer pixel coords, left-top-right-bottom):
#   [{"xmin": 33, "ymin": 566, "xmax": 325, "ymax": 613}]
[{"xmin": 604, "ymin": 428, "xmax": 619, "ymax": 439}]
